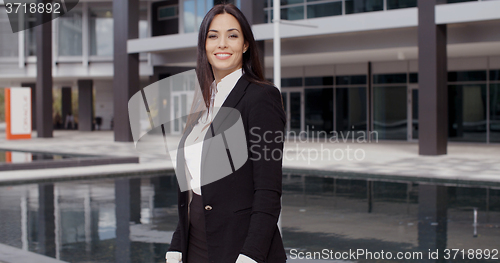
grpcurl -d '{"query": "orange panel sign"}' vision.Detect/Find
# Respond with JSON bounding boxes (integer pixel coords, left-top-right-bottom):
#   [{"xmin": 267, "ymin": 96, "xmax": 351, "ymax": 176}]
[{"xmin": 5, "ymin": 88, "xmax": 32, "ymax": 140}]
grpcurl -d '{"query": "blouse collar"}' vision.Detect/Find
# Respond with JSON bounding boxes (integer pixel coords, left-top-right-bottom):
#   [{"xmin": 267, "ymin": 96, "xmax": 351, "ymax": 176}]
[{"xmin": 212, "ymin": 68, "xmax": 243, "ymax": 108}]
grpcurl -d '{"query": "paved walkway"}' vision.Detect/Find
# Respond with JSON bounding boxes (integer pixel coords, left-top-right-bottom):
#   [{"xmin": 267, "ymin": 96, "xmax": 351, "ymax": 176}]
[
  {"xmin": 0, "ymin": 129, "xmax": 499, "ymax": 185},
  {"xmin": 0, "ymin": 244, "xmax": 68, "ymax": 263}
]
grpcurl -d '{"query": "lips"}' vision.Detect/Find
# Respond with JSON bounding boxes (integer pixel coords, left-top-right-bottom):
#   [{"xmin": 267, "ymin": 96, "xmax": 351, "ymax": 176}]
[{"xmin": 215, "ymin": 53, "xmax": 232, "ymax": 60}]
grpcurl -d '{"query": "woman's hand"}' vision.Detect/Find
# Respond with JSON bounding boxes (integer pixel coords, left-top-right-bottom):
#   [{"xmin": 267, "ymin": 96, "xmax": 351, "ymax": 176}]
[
  {"xmin": 236, "ymin": 254, "xmax": 257, "ymax": 263},
  {"xmin": 165, "ymin": 251, "xmax": 182, "ymax": 263}
]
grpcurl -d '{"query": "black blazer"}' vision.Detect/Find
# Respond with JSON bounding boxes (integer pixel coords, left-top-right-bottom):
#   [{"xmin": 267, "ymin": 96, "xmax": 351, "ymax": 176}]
[{"xmin": 168, "ymin": 74, "xmax": 287, "ymax": 263}]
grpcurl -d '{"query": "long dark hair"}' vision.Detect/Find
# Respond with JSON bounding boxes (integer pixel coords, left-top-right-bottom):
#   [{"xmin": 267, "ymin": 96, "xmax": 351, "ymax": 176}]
[{"xmin": 196, "ymin": 3, "xmax": 269, "ymax": 111}]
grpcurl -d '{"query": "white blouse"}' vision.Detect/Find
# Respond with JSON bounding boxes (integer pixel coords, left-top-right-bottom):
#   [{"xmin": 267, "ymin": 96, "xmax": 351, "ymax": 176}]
[{"xmin": 183, "ymin": 68, "xmax": 243, "ymax": 195}]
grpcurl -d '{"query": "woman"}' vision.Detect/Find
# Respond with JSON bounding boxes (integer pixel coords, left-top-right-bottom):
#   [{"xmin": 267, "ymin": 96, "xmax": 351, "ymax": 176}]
[{"xmin": 166, "ymin": 3, "xmax": 287, "ymax": 263}]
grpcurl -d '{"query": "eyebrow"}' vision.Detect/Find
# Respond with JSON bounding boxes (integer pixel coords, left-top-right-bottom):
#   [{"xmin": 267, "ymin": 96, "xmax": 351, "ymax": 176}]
[{"xmin": 208, "ymin": 28, "xmax": 240, "ymax": 33}]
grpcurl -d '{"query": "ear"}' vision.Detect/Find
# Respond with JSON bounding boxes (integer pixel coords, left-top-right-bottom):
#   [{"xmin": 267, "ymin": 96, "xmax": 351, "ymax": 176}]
[{"xmin": 244, "ymin": 41, "xmax": 249, "ymax": 52}]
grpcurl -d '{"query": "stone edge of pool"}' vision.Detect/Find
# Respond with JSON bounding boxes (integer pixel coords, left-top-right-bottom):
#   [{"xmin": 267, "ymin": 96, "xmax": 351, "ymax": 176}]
[{"xmin": 1, "ymin": 162, "xmax": 499, "ymax": 188}]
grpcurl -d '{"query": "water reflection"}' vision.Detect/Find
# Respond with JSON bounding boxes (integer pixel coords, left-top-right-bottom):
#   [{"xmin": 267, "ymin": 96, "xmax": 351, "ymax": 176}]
[{"xmin": 0, "ymin": 174, "xmax": 498, "ymax": 262}]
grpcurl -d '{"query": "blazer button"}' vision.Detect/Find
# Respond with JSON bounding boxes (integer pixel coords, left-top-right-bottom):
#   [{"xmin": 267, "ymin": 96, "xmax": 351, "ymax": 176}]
[{"xmin": 205, "ymin": 205, "xmax": 212, "ymax": 211}]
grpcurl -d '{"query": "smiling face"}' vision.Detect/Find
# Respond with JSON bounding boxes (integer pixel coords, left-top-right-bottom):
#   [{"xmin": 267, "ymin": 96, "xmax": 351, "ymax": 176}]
[{"xmin": 205, "ymin": 13, "xmax": 248, "ymax": 84}]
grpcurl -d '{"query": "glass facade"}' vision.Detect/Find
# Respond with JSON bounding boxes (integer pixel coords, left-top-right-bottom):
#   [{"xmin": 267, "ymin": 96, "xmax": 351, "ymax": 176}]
[
  {"xmin": 20, "ymin": 11, "xmax": 38, "ymax": 57},
  {"xmin": 491, "ymin": 84, "xmax": 500, "ymax": 143},
  {"xmin": 307, "ymin": 2, "xmax": 342, "ymax": 18},
  {"xmin": 373, "ymin": 73, "xmax": 407, "ymax": 140},
  {"xmin": 58, "ymin": 9, "xmax": 83, "ymax": 56},
  {"xmin": 90, "ymin": 5, "xmax": 113, "ymax": 56},
  {"xmin": 305, "ymin": 88, "xmax": 333, "ymax": 137},
  {"xmin": 345, "ymin": 0, "xmax": 383, "ymax": 14},
  {"xmin": 373, "ymin": 86, "xmax": 407, "ymax": 140},
  {"xmin": 183, "ymin": 0, "xmax": 213, "ymax": 33},
  {"xmin": 263, "ymin": 0, "xmax": 445, "ymax": 23},
  {"xmin": 387, "ymin": 0, "xmax": 417, "ymax": 9},
  {"xmin": 0, "ymin": 7, "xmax": 18, "ymax": 57},
  {"xmin": 282, "ymin": 77, "xmax": 303, "ymax": 87},
  {"xmin": 336, "ymin": 87, "xmax": 367, "ymax": 138},
  {"xmin": 290, "ymin": 92, "xmax": 302, "ymax": 133},
  {"xmin": 448, "ymin": 85, "xmax": 487, "ymax": 143}
]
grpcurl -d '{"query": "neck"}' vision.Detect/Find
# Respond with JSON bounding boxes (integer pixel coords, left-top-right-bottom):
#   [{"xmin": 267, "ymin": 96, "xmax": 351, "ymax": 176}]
[{"xmin": 213, "ymin": 67, "xmax": 242, "ymax": 85}]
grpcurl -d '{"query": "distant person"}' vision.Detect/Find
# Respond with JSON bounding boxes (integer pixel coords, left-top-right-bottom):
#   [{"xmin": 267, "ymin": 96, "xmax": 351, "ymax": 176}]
[
  {"xmin": 54, "ymin": 112, "xmax": 62, "ymax": 129},
  {"xmin": 65, "ymin": 112, "xmax": 74, "ymax": 129}
]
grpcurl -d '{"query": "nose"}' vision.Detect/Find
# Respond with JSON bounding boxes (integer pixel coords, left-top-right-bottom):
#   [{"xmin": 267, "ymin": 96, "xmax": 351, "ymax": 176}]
[{"xmin": 218, "ymin": 37, "xmax": 227, "ymax": 49}]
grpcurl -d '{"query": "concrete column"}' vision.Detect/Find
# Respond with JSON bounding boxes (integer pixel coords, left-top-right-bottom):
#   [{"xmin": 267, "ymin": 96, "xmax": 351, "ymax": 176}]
[
  {"xmin": 61, "ymin": 87, "xmax": 72, "ymax": 129},
  {"xmin": 35, "ymin": 0, "xmax": 53, "ymax": 138},
  {"xmin": 78, "ymin": 80, "xmax": 94, "ymax": 131},
  {"xmin": 38, "ymin": 184, "xmax": 56, "ymax": 257},
  {"xmin": 418, "ymin": 184, "xmax": 448, "ymax": 262},
  {"xmin": 113, "ymin": 0, "xmax": 139, "ymax": 142},
  {"xmin": 418, "ymin": 0, "xmax": 448, "ymax": 155},
  {"xmin": 115, "ymin": 178, "xmax": 141, "ymax": 263},
  {"xmin": 21, "ymin": 83, "xmax": 36, "ymax": 130}
]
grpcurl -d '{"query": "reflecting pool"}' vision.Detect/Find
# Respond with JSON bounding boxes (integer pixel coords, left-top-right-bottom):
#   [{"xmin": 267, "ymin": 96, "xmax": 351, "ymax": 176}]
[{"xmin": 0, "ymin": 173, "xmax": 499, "ymax": 262}]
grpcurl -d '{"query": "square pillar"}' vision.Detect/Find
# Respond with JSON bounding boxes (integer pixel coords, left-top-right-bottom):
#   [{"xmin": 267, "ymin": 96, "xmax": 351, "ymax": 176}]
[
  {"xmin": 36, "ymin": 0, "xmax": 53, "ymax": 138},
  {"xmin": 78, "ymin": 80, "xmax": 94, "ymax": 131},
  {"xmin": 113, "ymin": 0, "xmax": 139, "ymax": 142},
  {"xmin": 38, "ymin": 184, "xmax": 55, "ymax": 257},
  {"xmin": 418, "ymin": 184, "xmax": 448, "ymax": 260},
  {"xmin": 418, "ymin": 0, "xmax": 448, "ymax": 155}
]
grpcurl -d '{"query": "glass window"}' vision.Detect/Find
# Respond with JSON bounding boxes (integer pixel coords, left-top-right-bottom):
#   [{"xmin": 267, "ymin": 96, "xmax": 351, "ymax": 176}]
[
  {"xmin": 282, "ymin": 77, "xmax": 303, "ymax": 87},
  {"xmin": 89, "ymin": 5, "xmax": 113, "ymax": 56},
  {"xmin": 158, "ymin": 6, "xmax": 178, "ymax": 20},
  {"xmin": 448, "ymin": 85, "xmax": 487, "ymax": 143},
  {"xmin": 373, "ymin": 73, "xmax": 407, "ymax": 84},
  {"xmin": 289, "ymin": 92, "xmax": 301, "ymax": 133},
  {"xmin": 0, "ymin": 7, "xmax": 18, "ymax": 57},
  {"xmin": 409, "ymin": 73, "xmax": 418, "ymax": 83},
  {"xmin": 387, "ymin": 0, "xmax": 417, "ymax": 9},
  {"xmin": 184, "ymin": 0, "xmax": 213, "ymax": 33},
  {"xmin": 305, "ymin": 76, "xmax": 333, "ymax": 86},
  {"xmin": 490, "ymin": 70, "xmax": 500, "ymax": 81},
  {"xmin": 307, "ymin": 2, "xmax": 342, "ymax": 18},
  {"xmin": 282, "ymin": 0, "xmax": 305, "ymax": 4},
  {"xmin": 305, "ymin": 88, "xmax": 333, "ymax": 136},
  {"xmin": 447, "ymin": 0, "xmax": 476, "ymax": 3},
  {"xmin": 139, "ymin": 6, "xmax": 148, "ymax": 39},
  {"xmin": 448, "ymin": 70, "xmax": 487, "ymax": 82},
  {"xmin": 183, "ymin": 0, "xmax": 195, "ymax": 33},
  {"xmin": 58, "ymin": 9, "xmax": 82, "ymax": 56},
  {"xmin": 23, "ymin": 12, "xmax": 37, "ymax": 56},
  {"xmin": 336, "ymin": 75, "xmax": 367, "ymax": 85},
  {"xmin": 281, "ymin": 6, "xmax": 304, "ymax": 20},
  {"xmin": 345, "ymin": 0, "xmax": 383, "ymax": 14},
  {"xmin": 336, "ymin": 87, "xmax": 367, "ymax": 138},
  {"xmin": 373, "ymin": 86, "xmax": 407, "ymax": 140},
  {"xmin": 491, "ymin": 84, "xmax": 500, "ymax": 143}
]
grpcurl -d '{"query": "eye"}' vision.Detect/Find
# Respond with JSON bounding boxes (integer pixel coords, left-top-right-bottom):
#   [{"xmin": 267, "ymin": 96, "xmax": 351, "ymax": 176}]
[
  {"xmin": 229, "ymin": 34, "xmax": 238, "ymax": 38},
  {"xmin": 208, "ymin": 34, "xmax": 217, "ymax": 39}
]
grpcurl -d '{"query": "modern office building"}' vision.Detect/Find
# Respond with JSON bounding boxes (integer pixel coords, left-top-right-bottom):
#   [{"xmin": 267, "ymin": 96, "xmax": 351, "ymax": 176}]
[{"xmin": 1, "ymin": 0, "xmax": 499, "ymax": 153}]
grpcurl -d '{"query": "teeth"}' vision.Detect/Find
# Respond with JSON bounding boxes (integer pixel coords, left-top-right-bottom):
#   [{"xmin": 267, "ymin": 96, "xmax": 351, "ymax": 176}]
[{"xmin": 216, "ymin": 54, "xmax": 231, "ymax": 57}]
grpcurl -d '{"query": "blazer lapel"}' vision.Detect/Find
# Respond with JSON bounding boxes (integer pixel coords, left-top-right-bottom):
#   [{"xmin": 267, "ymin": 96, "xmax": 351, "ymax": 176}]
[
  {"xmin": 199, "ymin": 75, "xmax": 250, "ymax": 184},
  {"xmin": 210, "ymin": 75, "xmax": 250, "ymax": 135},
  {"xmin": 175, "ymin": 75, "xmax": 250, "ymax": 192}
]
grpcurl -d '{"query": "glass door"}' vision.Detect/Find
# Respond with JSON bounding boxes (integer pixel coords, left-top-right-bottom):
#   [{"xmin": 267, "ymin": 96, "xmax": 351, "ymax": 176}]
[
  {"xmin": 408, "ymin": 85, "xmax": 418, "ymax": 141},
  {"xmin": 281, "ymin": 88, "xmax": 304, "ymax": 136},
  {"xmin": 170, "ymin": 92, "xmax": 193, "ymax": 134}
]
